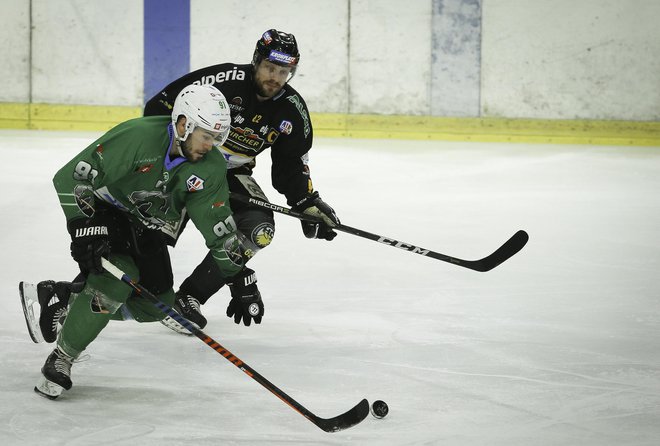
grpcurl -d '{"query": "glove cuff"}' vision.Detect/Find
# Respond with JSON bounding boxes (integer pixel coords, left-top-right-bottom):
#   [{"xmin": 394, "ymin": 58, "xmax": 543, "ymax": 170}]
[
  {"xmin": 228, "ymin": 267, "xmax": 257, "ymax": 287},
  {"xmin": 67, "ymin": 217, "xmax": 109, "ymax": 240},
  {"xmin": 292, "ymin": 191, "xmax": 320, "ymax": 210}
]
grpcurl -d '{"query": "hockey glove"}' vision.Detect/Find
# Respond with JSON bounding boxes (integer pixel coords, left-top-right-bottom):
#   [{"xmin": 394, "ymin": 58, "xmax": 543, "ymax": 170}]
[
  {"xmin": 226, "ymin": 267, "xmax": 263, "ymax": 326},
  {"xmin": 292, "ymin": 191, "xmax": 340, "ymax": 241},
  {"xmin": 67, "ymin": 217, "xmax": 110, "ymax": 274}
]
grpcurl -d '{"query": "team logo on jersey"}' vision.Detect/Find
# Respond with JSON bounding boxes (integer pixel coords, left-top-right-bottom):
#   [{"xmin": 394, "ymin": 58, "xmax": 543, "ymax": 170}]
[
  {"xmin": 224, "ymin": 234, "xmax": 244, "ymax": 267},
  {"xmin": 251, "ymin": 222, "xmax": 275, "ymax": 248},
  {"xmin": 212, "ymin": 201, "xmax": 225, "ymax": 208},
  {"xmin": 186, "ymin": 174, "xmax": 205, "ymax": 192},
  {"xmin": 262, "ymin": 32, "xmax": 273, "ymax": 44},
  {"xmin": 279, "ymin": 120, "xmax": 293, "ymax": 135},
  {"xmin": 73, "ymin": 184, "xmax": 96, "ymax": 217}
]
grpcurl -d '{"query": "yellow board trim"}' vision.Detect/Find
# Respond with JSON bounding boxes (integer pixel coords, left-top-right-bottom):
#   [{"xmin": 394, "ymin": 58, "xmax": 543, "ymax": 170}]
[
  {"xmin": 312, "ymin": 113, "xmax": 660, "ymax": 147},
  {"xmin": 0, "ymin": 103, "xmax": 141, "ymax": 132},
  {"xmin": 1, "ymin": 103, "xmax": 658, "ymax": 146}
]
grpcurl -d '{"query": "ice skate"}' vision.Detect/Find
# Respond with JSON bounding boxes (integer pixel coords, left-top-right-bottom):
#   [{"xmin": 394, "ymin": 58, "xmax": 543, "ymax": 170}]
[
  {"xmin": 19, "ymin": 281, "xmax": 72, "ymax": 343},
  {"xmin": 160, "ymin": 292, "xmax": 206, "ymax": 335},
  {"xmin": 34, "ymin": 347, "xmax": 75, "ymax": 399}
]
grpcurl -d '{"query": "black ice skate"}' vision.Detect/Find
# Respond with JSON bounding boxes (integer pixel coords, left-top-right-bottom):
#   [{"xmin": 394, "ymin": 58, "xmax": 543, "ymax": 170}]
[
  {"xmin": 19, "ymin": 281, "xmax": 73, "ymax": 343},
  {"xmin": 160, "ymin": 293, "xmax": 206, "ymax": 335},
  {"xmin": 34, "ymin": 347, "xmax": 75, "ymax": 399}
]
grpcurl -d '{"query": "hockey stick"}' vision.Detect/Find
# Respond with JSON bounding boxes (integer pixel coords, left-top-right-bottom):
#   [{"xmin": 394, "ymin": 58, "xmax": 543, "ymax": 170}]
[
  {"xmin": 231, "ymin": 194, "xmax": 529, "ymax": 272},
  {"xmin": 100, "ymin": 258, "xmax": 369, "ymax": 433}
]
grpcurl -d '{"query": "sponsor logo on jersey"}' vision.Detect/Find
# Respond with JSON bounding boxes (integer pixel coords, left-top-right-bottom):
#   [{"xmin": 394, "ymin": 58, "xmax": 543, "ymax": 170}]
[
  {"xmin": 228, "ymin": 127, "xmax": 263, "ymax": 153},
  {"xmin": 212, "ymin": 201, "xmax": 225, "ymax": 208},
  {"xmin": 230, "ymin": 97, "xmax": 244, "ymax": 112},
  {"xmin": 186, "ymin": 174, "xmax": 205, "ymax": 192},
  {"xmin": 192, "ymin": 67, "xmax": 246, "ymax": 86},
  {"xmin": 262, "ymin": 32, "xmax": 273, "ymax": 44},
  {"xmin": 279, "ymin": 120, "xmax": 293, "ymax": 135},
  {"xmin": 137, "ymin": 164, "xmax": 153, "ymax": 173},
  {"xmin": 287, "ymin": 94, "xmax": 311, "ymax": 138}
]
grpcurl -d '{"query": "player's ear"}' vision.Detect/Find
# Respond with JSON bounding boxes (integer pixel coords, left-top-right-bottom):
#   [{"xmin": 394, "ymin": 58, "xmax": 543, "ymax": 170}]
[{"xmin": 175, "ymin": 115, "xmax": 187, "ymax": 132}]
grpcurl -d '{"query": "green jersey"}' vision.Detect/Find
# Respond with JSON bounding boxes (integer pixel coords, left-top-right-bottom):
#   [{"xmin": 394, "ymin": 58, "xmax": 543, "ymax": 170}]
[{"xmin": 53, "ymin": 115, "xmax": 242, "ymax": 278}]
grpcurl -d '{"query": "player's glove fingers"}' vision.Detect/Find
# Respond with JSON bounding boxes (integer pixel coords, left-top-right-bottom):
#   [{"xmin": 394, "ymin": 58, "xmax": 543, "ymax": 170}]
[{"xmin": 227, "ymin": 268, "xmax": 263, "ymax": 326}]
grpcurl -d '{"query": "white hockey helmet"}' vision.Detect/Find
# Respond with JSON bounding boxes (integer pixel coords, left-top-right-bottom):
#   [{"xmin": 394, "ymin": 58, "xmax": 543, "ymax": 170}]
[{"xmin": 171, "ymin": 84, "xmax": 231, "ymax": 146}]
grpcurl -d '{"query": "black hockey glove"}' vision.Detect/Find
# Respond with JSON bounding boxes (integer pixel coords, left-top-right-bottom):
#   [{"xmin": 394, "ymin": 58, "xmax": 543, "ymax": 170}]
[
  {"xmin": 292, "ymin": 191, "xmax": 340, "ymax": 241},
  {"xmin": 226, "ymin": 267, "xmax": 263, "ymax": 326},
  {"xmin": 67, "ymin": 217, "xmax": 110, "ymax": 274}
]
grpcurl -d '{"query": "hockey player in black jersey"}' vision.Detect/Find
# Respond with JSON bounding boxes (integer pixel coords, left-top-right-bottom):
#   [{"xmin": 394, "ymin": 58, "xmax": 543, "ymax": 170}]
[{"xmin": 24, "ymin": 29, "xmax": 340, "ymax": 338}]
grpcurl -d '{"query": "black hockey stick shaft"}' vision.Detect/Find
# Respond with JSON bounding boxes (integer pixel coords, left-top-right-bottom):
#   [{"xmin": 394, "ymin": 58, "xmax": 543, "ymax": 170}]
[
  {"xmin": 231, "ymin": 194, "xmax": 529, "ymax": 272},
  {"xmin": 100, "ymin": 258, "xmax": 368, "ymax": 433}
]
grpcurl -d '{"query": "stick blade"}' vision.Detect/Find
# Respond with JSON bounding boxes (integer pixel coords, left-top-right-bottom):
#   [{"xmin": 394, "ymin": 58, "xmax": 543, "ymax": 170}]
[
  {"xmin": 312, "ymin": 398, "xmax": 370, "ymax": 433},
  {"xmin": 473, "ymin": 230, "xmax": 529, "ymax": 272}
]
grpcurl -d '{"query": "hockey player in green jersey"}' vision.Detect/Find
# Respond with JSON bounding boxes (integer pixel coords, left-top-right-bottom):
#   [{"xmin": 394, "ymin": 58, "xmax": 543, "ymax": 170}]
[
  {"xmin": 24, "ymin": 30, "xmax": 340, "ymax": 340},
  {"xmin": 29, "ymin": 84, "xmax": 264, "ymax": 399}
]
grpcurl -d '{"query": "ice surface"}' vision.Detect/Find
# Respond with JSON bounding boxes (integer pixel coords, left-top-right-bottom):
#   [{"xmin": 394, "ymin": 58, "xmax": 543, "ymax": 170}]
[{"xmin": 1, "ymin": 129, "xmax": 659, "ymax": 445}]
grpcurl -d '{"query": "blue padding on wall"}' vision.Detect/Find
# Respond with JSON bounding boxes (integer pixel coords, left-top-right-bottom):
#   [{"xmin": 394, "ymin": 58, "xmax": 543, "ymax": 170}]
[{"xmin": 143, "ymin": 0, "xmax": 190, "ymax": 104}]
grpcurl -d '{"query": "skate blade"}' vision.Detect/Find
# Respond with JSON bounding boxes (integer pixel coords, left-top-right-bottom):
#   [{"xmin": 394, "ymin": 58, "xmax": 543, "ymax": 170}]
[
  {"xmin": 19, "ymin": 282, "xmax": 44, "ymax": 343},
  {"xmin": 34, "ymin": 376, "xmax": 64, "ymax": 400},
  {"xmin": 160, "ymin": 316, "xmax": 194, "ymax": 336}
]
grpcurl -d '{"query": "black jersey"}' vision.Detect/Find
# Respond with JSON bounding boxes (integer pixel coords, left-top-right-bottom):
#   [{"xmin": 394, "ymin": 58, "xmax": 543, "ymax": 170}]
[{"xmin": 144, "ymin": 63, "xmax": 314, "ymax": 206}]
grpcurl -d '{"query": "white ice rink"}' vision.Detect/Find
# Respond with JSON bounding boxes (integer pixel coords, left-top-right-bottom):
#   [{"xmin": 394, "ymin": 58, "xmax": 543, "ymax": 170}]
[{"xmin": 1, "ymin": 129, "xmax": 659, "ymax": 445}]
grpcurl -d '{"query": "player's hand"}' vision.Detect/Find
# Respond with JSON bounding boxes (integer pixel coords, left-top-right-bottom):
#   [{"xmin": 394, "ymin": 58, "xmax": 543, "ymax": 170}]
[
  {"xmin": 293, "ymin": 191, "xmax": 340, "ymax": 241},
  {"xmin": 67, "ymin": 217, "xmax": 110, "ymax": 274},
  {"xmin": 226, "ymin": 267, "xmax": 263, "ymax": 326}
]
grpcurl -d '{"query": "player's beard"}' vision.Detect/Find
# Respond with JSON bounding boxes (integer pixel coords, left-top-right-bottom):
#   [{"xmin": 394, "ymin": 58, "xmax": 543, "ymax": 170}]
[
  {"xmin": 255, "ymin": 78, "xmax": 283, "ymax": 99},
  {"xmin": 179, "ymin": 138, "xmax": 197, "ymax": 162}
]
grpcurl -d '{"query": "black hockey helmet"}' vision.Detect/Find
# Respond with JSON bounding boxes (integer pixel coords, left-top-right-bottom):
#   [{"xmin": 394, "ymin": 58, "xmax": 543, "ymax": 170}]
[{"xmin": 252, "ymin": 29, "xmax": 300, "ymax": 77}]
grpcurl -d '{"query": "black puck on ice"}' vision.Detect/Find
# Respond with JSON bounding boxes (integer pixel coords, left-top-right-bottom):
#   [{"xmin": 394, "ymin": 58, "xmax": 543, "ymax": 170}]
[{"xmin": 370, "ymin": 400, "xmax": 389, "ymax": 419}]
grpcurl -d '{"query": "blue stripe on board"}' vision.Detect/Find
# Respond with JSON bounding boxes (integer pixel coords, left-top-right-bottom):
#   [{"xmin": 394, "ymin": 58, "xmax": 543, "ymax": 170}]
[{"xmin": 143, "ymin": 0, "xmax": 190, "ymax": 103}]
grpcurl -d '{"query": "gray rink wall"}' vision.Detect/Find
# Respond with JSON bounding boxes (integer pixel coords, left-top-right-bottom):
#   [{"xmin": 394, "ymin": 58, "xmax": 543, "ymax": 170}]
[{"xmin": 1, "ymin": 0, "xmax": 659, "ymax": 121}]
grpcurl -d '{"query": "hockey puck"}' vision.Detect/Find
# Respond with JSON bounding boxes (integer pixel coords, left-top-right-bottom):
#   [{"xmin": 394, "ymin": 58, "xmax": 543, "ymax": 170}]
[{"xmin": 370, "ymin": 400, "xmax": 389, "ymax": 419}]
